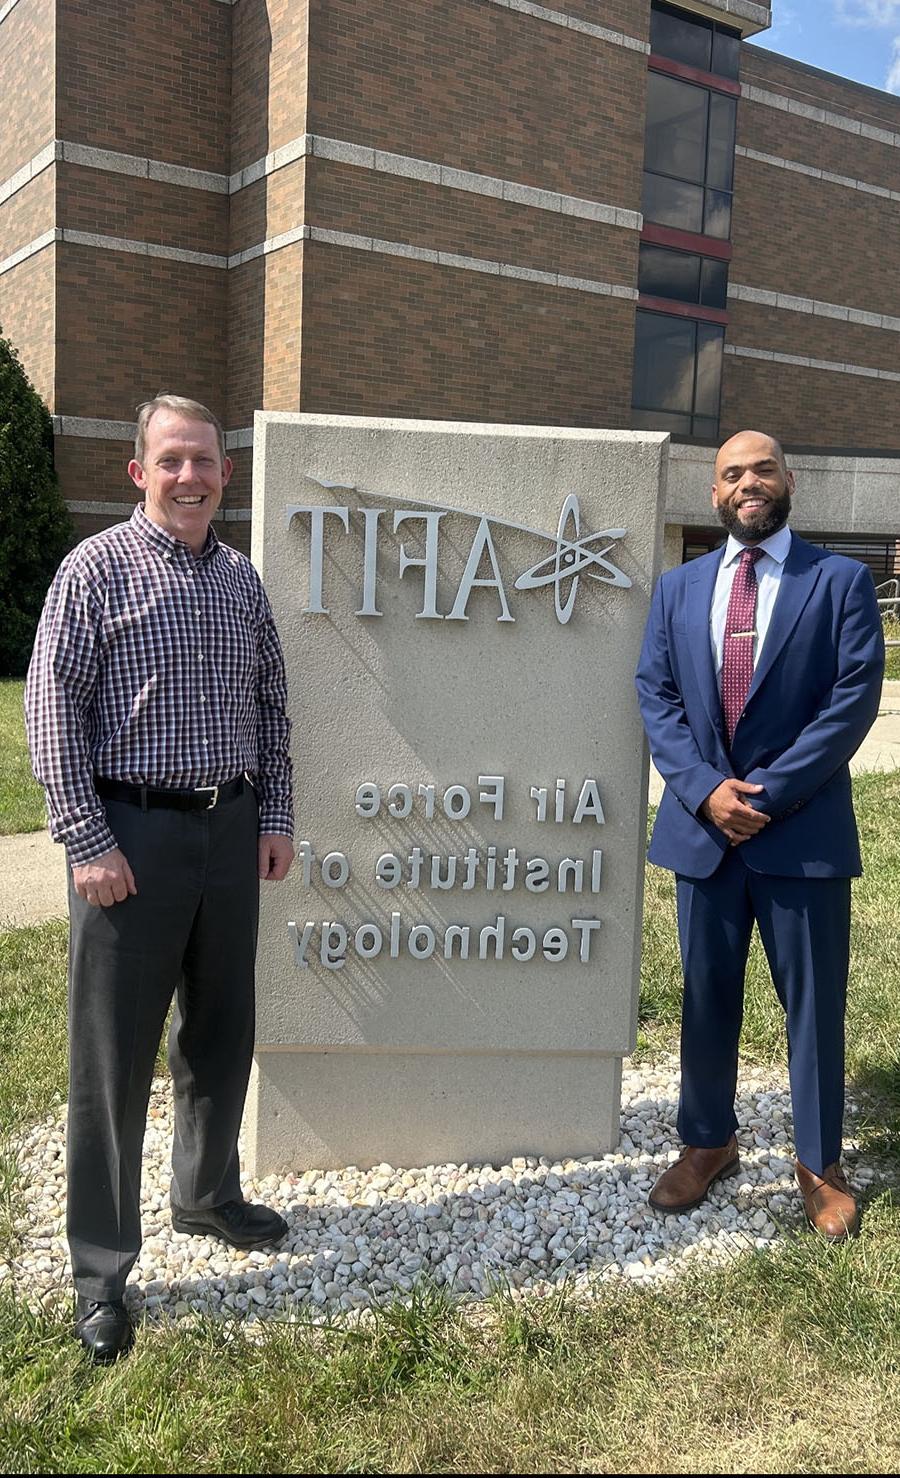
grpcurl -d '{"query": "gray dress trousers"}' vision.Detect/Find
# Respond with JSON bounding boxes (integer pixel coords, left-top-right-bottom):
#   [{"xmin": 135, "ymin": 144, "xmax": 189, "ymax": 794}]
[{"xmin": 66, "ymin": 786, "xmax": 260, "ymax": 1301}]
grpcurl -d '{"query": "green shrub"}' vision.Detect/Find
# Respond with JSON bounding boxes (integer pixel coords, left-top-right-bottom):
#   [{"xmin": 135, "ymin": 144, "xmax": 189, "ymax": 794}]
[{"xmin": 0, "ymin": 333, "xmax": 71, "ymax": 676}]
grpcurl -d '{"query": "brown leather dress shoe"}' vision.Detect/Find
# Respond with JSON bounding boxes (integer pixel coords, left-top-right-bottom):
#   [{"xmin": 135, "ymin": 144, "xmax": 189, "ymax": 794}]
[
  {"xmin": 649, "ymin": 1135, "xmax": 740, "ymax": 1214},
  {"xmin": 795, "ymin": 1160, "xmax": 859, "ymax": 1241}
]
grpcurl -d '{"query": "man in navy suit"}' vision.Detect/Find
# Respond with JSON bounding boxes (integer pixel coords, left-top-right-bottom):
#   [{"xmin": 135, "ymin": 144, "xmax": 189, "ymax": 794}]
[{"xmin": 635, "ymin": 430, "xmax": 884, "ymax": 1239}]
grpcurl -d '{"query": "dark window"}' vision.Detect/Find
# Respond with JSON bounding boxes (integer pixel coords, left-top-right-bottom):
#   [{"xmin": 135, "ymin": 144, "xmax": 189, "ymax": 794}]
[
  {"xmin": 683, "ymin": 530, "xmax": 725, "ymax": 561},
  {"xmin": 631, "ymin": 310, "xmax": 724, "ymax": 440},
  {"xmin": 639, "ymin": 244, "xmax": 700, "ymax": 303},
  {"xmin": 646, "ymin": 72, "xmax": 708, "ymax": 181},
  {"xmin": 642, "ymin": 72, "xmax": 736, "ymax": 239},
  {"xmin": 641, "ymin": 173, "xmax": 704, "ymax": 235},
  {"xmin": 809, "ymin": 537, "xmax": 897, "ymax": 584},
  {"xmin": 651, "ymin": 1, "xmax": 713, "ymax": 73},
  {"xmin": 700, "ymin": 256, "xmax": 728, "ymax": 310},
  {"xmin": 694, "ymin": 322, "xmax": 725, "ymax": 417},
  {"xmin": 650, "ymin": 1, "xmax": 741, "ymax": 81},
  {"xmin": 703, "ymin": 188, "xmax": 732, "ymax": 239},
  {"xmin": 707, "ymin": 93, "xmax": 736, "ymax": 190},
  {"xmin": 684, "ymin": 531, "xmax": 897, "ymax": 582},
  {"xmin": 639, "ymin": 245, "xmax": 728, "ymax": 310},
  {"xmin": 712, "ymin": 28, "xmax": 741, "ymax": 80}
]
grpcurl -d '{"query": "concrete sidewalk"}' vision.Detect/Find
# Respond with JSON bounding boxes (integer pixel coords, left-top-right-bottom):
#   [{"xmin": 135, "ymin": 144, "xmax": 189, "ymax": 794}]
[
  {"xmin": 2, "ymin": 682, "xmax": 898, "ymax": 930},
  {"xmin": 0, "ymin": 829, "xmax": 69, "ymax": 929}
]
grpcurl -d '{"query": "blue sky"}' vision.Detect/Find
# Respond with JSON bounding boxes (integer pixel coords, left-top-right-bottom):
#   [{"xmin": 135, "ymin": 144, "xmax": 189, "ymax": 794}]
[{"xmin": 747, "ymin": 0, "xmax": 900, "ymax": 95}]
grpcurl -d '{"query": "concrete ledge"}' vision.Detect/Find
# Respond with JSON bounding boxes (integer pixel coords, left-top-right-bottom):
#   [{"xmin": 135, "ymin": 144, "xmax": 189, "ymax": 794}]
[
  {"xmin": 672, "ymin": 0, "xmax": 771, "ymax": 35},
  {"xmin": 665, "ymin": 444, "xmax": 900, "ymax": 537}
]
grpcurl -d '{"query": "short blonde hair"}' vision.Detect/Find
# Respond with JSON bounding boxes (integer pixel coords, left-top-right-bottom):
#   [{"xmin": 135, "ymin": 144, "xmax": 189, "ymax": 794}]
[{"xmin": 135, "ymin": 395, "xmax": 226, "ymax": 466}]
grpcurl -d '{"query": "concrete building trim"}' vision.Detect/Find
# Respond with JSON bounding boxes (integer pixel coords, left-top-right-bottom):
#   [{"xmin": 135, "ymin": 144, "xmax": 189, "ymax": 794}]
[
  {"xmin": 231, "ymin": 134, "xmax": 644, "ymax": 229},
  {"xmin": 52, "ymin": 417, "xmax": 134, "ymax": 441},
  {"xmin": 192, "ymin": 0, "xmax": 771, "ymax": 32},
  {"xmin": 0, "ymin": 142, "xmax": 230, "ymax": 202},
  {"xmin": 0, "ymin": 137, "xmax": 643, "ymax": 231},
  {"xmin": 63, "ymin": 500, "xmax": 251, "ymax": 522},
  {"xmin": 726, "ymin": 343, "xmax": 900, "ymax": 383},
  {"xmin": 665, "ymin": 442, "xmax": 900, "ymax": 538},
  {"xmin": 60, "ymin": 142, "xmax": 229, "ymax": 195},
  {"xmin": 729, "ymin": 283, "xmax": 900, "ymax": 334},
  {"xmin": 740, "ymin": 83, "xmax": 900, "ymax": 149},
  {"xmin": 10, "ymin": 220, "xmax": 638, "ymax": 295},
  {"xmin": 52, "ymin": 418, "xmax": 255, "ymax": 451},
  {"xmin": 231, "ymin": 226, "xmax": 309, "ymax": 267},
  {"xmin": 301, "ymin": 225, "xmax": 639, "ymax": 298},
  {"xmin": 734, "ymin": 144, "xmax": 900, "ymax": 203},
  {"xmin": 59, "ymin": 229, "xmax": 227, "ymax": 269},
  {"xmin": 676, "ymin": 0, "xmax": 771, "ymax": 31},
  {"xmin": 0, "ymin": 143, "xmax": 55, "ymax": 208},
  {"xmin": 0, "ymin": 226, "xmax": 56, "ymax": 279},
  {"xmin": 481, "ymin": 1, "xmax": 649, "ymax": 54},
  {"xmin": 365, "ymin": 224, "xmax": 623, "ymax": 290}
]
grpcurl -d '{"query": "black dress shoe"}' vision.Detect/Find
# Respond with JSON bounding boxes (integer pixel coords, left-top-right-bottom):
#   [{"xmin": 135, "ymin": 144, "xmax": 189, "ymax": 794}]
[
  {"xmin": 73, "ymin": 1297, "xmax": 135, "ymax": 1363},
  {"xmin": 170, "ymin": 1198, "xmax": 288, "ymax": 1249}
]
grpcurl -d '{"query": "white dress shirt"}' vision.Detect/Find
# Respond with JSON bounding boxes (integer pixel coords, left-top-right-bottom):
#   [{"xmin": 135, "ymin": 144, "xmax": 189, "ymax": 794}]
[{"xmin": 710, "ymin": 524, "xmax": 793, "ymax": 696}]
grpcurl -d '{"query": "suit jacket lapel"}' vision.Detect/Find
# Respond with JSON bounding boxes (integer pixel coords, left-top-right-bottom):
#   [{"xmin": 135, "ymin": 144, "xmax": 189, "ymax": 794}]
[
  {"xmin": 744, "ymin": 534, "xmax": 822, "ymax": 707},
  {"xmin": 687, "ymin": 550, "xmax": 727, "ymax": 740}
]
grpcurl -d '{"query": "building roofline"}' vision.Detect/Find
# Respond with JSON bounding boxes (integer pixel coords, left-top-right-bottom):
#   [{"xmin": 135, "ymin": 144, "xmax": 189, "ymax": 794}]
[{"xmin": 745, "ymin": 42, "xmax": 900, "ymax": 113}]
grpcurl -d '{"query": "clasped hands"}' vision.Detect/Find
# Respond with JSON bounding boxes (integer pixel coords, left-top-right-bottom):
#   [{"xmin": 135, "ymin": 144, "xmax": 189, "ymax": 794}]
[
  {"xmin": 72, "ymin": 835, "xmax": 295, "ymax": 908},
  {"xmin": 700, "ymin": 778, "xmax": 770, "ymax": 846}
]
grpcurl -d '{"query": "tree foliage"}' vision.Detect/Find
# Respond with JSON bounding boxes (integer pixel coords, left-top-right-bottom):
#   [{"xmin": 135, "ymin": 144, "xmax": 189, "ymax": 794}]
[{"xmin": 0, "ymin": 333, "xmax": 71, "ymax": 675}]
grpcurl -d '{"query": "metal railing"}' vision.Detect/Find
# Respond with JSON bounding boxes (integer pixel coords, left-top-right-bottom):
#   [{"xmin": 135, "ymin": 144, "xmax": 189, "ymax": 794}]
[{"xmin": 876, "ymin": 579, "xmax": 899, "ymax": 647}]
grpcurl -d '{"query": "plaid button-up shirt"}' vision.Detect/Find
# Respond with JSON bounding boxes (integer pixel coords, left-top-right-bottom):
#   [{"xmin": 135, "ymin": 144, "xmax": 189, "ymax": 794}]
[{"xmin": 25, "ymin": 505, "xmax": 293, "ymax": 865}]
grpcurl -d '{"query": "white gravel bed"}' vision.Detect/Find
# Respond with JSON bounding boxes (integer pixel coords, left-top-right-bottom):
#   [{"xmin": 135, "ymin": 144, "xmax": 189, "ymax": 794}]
[{"xmin": 1, "ymin": 1057, "xmax": 874, "ymax": 1323}]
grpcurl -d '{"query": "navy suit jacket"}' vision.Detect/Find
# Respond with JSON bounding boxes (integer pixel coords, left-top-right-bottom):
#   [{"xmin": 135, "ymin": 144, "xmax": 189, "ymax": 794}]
[{"xmin": 635, "ymin": 534, "xmax": 884, "ymax": 879}]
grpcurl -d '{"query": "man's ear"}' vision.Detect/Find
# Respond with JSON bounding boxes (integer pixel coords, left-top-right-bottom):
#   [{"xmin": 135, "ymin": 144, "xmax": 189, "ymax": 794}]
[
  {"xmin": 127, "ymin": 459, "xmax": 148, "ymax": 491},
  {"xmin": 222, "ymin": 455, "xmax": 234, "ymax": 488}
]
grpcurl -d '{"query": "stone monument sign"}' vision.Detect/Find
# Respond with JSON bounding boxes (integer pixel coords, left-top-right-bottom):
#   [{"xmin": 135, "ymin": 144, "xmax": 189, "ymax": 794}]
[{"xmin": 246, "ymin": 415, "xmax": 667, "ymax": 1172}]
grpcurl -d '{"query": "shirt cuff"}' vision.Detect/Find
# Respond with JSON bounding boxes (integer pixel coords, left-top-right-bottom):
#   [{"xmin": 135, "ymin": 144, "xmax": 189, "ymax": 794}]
[
  {"xmin": 60, "ymin": 820, "xmax": 119, "ymax": 868},
  {"xmin": 258, "ymin": 806, "xmax": 294, "ymax": 839}
]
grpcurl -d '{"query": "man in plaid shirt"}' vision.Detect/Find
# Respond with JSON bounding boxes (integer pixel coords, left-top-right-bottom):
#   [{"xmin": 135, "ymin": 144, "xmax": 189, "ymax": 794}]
[{"xmin": 26, "ymin": 395, "xmax": 295, "ymax": 1362}]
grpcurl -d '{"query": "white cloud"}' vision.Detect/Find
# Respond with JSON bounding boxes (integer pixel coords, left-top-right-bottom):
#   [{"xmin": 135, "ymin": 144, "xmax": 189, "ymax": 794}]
[
  {"xmin": 834, "ymin": 0, "xmax": 900, "ymax": 87},
  {"xmin": 835, "ymin": 1, "xmax": 900, "ymax": 24}
]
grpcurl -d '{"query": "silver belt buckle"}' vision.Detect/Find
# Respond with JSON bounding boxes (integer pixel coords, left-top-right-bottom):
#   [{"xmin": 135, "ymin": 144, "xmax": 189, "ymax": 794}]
[{"xmin": 198, "ymin": 784, "xmax": 219, "ymax": 810}]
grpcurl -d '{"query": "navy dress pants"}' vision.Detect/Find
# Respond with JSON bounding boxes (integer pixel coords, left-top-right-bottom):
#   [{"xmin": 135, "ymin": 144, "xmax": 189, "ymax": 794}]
[
  {"xmin": 675, "ymin": 847, "xmax": 851, "ymax": 1176},
  {"xmin": 66, "ymin": 787, "xmax": 260, "ymax": 1302}
]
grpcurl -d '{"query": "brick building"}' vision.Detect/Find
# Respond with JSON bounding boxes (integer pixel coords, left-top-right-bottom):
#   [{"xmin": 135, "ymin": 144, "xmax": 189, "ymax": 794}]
[{"xmin": 0, "ymin": 0, "xmax": 897, "ymax": 573}]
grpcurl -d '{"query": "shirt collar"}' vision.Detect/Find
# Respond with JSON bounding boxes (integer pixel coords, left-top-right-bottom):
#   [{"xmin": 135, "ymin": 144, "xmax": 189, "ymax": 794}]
[
  {"xmin": 723, "ymin": 524, "xmax": 792, "ymax": 568},
  {"xmin": 131, "ymin": 503, "xmax": 220, "ymax": 563}
]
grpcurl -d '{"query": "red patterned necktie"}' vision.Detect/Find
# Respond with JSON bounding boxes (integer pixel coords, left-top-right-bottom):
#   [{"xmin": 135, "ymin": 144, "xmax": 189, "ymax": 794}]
[{"xmin": 722, "ymin": 546, "xmax": 763, "ymax": 743}]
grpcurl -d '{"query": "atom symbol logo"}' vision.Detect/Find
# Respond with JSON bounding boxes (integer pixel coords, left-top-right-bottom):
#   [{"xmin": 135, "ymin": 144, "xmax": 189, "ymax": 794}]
[{"xmin": 513, "ymin": 493, "xmax": 631, "ymax": 624}]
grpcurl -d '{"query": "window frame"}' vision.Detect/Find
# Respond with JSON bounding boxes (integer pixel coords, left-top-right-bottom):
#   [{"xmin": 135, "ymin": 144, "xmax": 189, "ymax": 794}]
[
  {"xmin": 642, "ymin": 68, "xmax": 737, "ymax": 241},
  {"xmin": 638, "ymin": 243, "xmax": 730, "ymax": 313},
  {"xmin": 631, "ymin": 308, "xmax": 726, "ymax": 442},
  {"xmin": 650, "ymin": 0, "xmax": 742, "ymax": 82}
]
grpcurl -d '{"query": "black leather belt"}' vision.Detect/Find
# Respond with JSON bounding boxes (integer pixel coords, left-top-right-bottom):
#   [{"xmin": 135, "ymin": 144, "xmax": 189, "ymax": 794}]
[{"xmin": 95, "ymin": 774, "xmax": 248, "ymax": 812}]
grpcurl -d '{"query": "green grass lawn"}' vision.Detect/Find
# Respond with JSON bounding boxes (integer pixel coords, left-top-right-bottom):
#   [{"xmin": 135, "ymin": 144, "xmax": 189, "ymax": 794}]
[
  {"xmin": 0, "ymin": 681, "xmax": 45, "ymax": 835},
  {"xmin": 1, "ymin": 773, "xmax": 898, "ymax": 1473}
]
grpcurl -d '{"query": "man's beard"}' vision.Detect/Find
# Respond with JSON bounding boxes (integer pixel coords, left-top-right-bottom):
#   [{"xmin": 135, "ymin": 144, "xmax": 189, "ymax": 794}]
[{"xmin": 716, "ymin": 489, "xmax": 791, "ymax": 543}]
